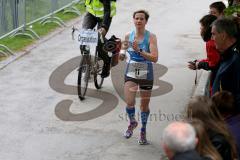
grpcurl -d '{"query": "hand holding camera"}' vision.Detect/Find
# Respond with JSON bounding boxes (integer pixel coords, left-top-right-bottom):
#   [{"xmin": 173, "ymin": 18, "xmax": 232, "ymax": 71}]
[{"xmin": 188, "ymin": 60, "xmax": 198, "ymax": 70}]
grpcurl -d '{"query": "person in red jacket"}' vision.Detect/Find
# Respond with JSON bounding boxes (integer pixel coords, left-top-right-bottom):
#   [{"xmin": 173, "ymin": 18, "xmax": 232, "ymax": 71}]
[{"xmin": 188, "ymin": 14, "xmax": 220, "ymax": 96}]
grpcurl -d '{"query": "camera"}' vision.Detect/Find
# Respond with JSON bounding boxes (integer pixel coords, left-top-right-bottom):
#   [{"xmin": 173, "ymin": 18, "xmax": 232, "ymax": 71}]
[
  {"xmin": 188, "ymin": 61, "xmax": 196, "ymax": 65},
  {"xmin": 103, "ymin": 35, "xmax": 121, "ymax": 53}
]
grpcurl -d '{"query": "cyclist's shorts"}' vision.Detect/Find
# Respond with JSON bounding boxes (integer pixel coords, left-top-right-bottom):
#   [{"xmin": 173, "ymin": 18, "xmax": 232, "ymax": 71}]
[{"xmin": 125, "ymin": 76, "xmax": 153, "ymax": 90}]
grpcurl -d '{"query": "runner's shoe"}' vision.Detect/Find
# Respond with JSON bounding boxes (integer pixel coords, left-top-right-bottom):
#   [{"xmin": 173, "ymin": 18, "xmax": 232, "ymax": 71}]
[
  {"xmin": 138, "ymin": 130, "xmax": 149, "ymax": 145},
  {"xmin": 124, "ymin": 121, "xmax": 138, "ymax": 139}
]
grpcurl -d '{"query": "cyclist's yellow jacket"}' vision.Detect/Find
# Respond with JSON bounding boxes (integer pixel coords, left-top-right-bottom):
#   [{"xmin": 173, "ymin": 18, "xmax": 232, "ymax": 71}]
[{"xmin": 85, "ymin": 0, "xmax": 116, "ymax": 18}]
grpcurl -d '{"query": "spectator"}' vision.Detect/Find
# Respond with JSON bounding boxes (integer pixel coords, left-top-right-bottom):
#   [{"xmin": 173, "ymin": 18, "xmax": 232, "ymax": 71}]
[
  {"xmin": 162, "ymin": 121, "xmax": 204, "ymax": 160},
  {"xmin": 190, "ymin": 119, "xmax": 222, "ymax": 160},
  {"xmin": 188, "ymin": 14, "xmax": 220, "ymax": 96},
  {"xmin": 212, "ymin": 91, "xmax": 240, "ymax": 157},
  {"xmin": 233, "ymin": 0, "xmax": 240, "ymax": 5},
  {"xmin": 211, "ymin": 17, "xmax": 240, "ymax": 112},
  {"xmin": 228, "ymin": 0, "xmax": 233, "ymax": 5},
  {"xmin": 228, "ymin": 0, "xmax": 240, "ymax": 6},
  {"xmin": 209, "ymin": 1, "xmax": 226, "ymax": 18},
  {"xmin": 186, "ymin": 95, "xmax": 238, "ymax": 160}
]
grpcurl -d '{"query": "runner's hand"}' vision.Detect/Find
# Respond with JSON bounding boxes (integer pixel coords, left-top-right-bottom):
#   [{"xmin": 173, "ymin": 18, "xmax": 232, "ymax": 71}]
[
  {"xmin": 119, "ymin": 53, "xmax": 126, "ymax": 61},
  {"xmin": 121, "ymin": 41, "xmax": 129, "ymax": 50},
  {"xmin": 98, "ymin": 27, "xmax": 107, "ymax": 37},
  {"xmin": 132, "ymin": 39, "xmax": 140, "ymax": 53}
]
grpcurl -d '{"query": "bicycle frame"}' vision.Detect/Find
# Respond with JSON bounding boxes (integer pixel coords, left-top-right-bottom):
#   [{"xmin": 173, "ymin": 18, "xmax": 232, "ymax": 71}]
[{"xmin": 72, "ymin": 27, "xmax": 104, "ymax": 100}]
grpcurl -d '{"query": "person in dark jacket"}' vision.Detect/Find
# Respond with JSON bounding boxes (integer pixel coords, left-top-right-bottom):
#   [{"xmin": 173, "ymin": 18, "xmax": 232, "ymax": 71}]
[
  {"xmin": 162, "ymin": 121, "xmax": 204, "ymax": 160},
  {"xmin": 211, "ymin": 17, "xmax": 240, "ymax": 112}
]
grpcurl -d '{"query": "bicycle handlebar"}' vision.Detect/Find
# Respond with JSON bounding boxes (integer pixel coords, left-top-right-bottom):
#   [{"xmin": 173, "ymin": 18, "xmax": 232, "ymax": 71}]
[{"xmin": 71, "ymin": 26, "xmax": 78, "ymax": 40}]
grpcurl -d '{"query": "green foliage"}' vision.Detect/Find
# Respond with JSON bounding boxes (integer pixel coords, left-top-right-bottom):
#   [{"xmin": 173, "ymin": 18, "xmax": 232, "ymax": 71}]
[
  {"xmin": 0, "ymin": 2, "xmax": 85, "ymax": 57},
  {"xmin": 224, "ymin": 5, "xmax": 240, "ymax": 16},
  {"xmin": 0, "ymin": 36, "xmax": 34, "ymax": 52},
  {"xmin": 0, "ymin": 56, "xmax": 7, "ymax": 61}
]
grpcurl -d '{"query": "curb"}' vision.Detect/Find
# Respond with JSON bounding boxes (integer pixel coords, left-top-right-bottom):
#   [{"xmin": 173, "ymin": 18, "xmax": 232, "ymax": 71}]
[{"xmin": 0, "ymin": 15, "xmax": 84, "ymax": 70}]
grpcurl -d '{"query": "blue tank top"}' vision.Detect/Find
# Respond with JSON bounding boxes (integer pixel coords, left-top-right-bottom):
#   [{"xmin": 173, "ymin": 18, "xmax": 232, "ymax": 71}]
[{"xmin": 125, "ymin": 30, "xmax": 153, "ymax": 80}]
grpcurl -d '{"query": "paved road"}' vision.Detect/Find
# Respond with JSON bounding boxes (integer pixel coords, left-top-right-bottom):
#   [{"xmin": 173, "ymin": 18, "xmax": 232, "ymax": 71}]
[{"xmin": 0, "ymin": 0, "xmax": 216, "ymax": 159}]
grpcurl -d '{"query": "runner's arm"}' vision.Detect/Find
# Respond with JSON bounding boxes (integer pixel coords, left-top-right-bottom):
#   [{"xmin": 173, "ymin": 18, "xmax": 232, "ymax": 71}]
[
  {"xmin": 119, "ymin": 33, "xmax": 130, "ymax": 61},
  {"xmin": 139, "ymin": 33, "xmax": 158, "ymax": 63}
]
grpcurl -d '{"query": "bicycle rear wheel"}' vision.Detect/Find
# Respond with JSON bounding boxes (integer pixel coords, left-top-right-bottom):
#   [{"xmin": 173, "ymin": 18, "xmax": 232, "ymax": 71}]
[
  {"xmin": 78, "ymin": 55, "xmax": 90, "ymax": 100},
  {"xmin": 94, "ymin": 49, "xmax": 104, "ymax": 89}
]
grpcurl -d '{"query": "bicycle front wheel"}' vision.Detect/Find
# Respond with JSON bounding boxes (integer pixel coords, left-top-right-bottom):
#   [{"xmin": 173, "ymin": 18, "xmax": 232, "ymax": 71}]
[
  {"xmin": 78, "ymin": 55, "xmax": 90, "ymax": 100},
  {"xmin": 94, "ymin": 49, "xmax": 104, "ymax": 89}
]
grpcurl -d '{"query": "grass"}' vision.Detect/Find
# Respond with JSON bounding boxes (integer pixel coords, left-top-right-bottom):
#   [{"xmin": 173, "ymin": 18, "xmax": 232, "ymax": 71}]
[
  {"xmin": 0, "ymin": 56, "xmax": 7, "ymax": 61},
  {"xmin": 0, "ymin": 3, "xmax": 85, "ymax": 55}
]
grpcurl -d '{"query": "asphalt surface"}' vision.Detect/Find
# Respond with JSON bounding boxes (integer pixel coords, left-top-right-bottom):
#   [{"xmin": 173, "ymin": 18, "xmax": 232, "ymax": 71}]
[{"xmin": 0, "ymin": 0, "xmax": 217, "ymax": 159}]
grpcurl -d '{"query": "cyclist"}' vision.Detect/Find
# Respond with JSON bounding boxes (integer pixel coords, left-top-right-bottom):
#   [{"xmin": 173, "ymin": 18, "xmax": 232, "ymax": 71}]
[
  {"xmin": 82, "ymin": 0, "xmax": 117, "ymax": 78},
  {"xmin": 119, "ymin": 10, "xmax": 158, "ymax": 145}
]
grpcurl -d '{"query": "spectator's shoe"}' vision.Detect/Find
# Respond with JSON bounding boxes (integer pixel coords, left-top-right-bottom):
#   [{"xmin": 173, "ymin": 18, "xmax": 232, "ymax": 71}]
[
  {"xmin": 124, "ymin": 121, "xmax": 138, "ymax": 139},
  {"xmin": 138, "ymin": 131, "xmax": 149, "ymax": 145}
]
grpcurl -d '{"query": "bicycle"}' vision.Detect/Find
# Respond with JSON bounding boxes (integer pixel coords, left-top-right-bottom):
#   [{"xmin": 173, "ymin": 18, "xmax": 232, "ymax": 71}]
[{"xmin": 72, "ymin": 27, "xmax": 120, "ymax": 100}]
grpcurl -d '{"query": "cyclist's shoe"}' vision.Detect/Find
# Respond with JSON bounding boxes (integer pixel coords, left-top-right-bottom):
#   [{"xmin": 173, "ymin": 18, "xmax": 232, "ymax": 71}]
[
  {"xmin": 138, "ymin": 130, "xmax": 149, "ymax": 145},
  {"xmin": 124, "ymin": 121, "xmax": 138, "ymax": 139},
  {"xmin": 101, "ymin": 71, "xmax": 110, "ymax": 78},
  {"xmin": 101, "ymin": 64, "xmax": 110, "ymax": 78}
]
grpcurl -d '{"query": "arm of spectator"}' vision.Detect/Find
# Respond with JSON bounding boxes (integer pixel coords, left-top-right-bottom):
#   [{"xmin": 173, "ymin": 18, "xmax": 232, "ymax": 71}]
[
  {"xmin": 197, "ymin": 61, "xmax": 210, "ymax": 70},
  {"xmin": 197, "ymin": 40, "xmax": 220, "ymax": 70},
  {"xmin": 206, "ymin": 41, "xmax": 220, "ymax": 68}
]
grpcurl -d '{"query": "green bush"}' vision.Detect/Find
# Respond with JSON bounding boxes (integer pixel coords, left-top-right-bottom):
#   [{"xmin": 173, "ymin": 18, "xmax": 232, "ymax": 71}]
[{"xmin": 224, "ymin": 5, "xmax": 240, "ymax": 16}]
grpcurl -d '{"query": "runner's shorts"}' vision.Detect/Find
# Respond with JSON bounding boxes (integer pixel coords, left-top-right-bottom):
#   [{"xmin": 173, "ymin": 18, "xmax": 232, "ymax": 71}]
[{"xmin": 125, "ymin": 76, "xmax": 153, "ymax": 90}]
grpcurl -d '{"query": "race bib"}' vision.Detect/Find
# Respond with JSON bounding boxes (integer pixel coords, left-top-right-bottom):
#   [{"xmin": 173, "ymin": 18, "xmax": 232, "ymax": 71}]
[
  {"xmin": 77, "ymin": 30, "xmax": 98, "ymax": 46},
  {"xmin": 126, "ymin": 60, "xmax": 148, "ymax": 79}
]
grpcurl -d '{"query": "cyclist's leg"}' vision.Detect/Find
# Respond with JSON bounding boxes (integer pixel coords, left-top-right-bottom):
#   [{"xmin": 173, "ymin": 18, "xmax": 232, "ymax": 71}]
[
  {"xmin": 96, "ymin": 18, "xmax": 112, "ymax": 78},
  {"xmin": 98, "ymin": 46, "xmax": 111, "ymax": 78},
  {"xmin": 138, "ymin": 81, "xmax": 153, "ymax": 145},
  {"xmin": 124, "ymin": 79, "xmax": 138, "ymax": 138},
  {"xmin": 82, "ymin": 12, "xmax": 97, "ymax": 29}
]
